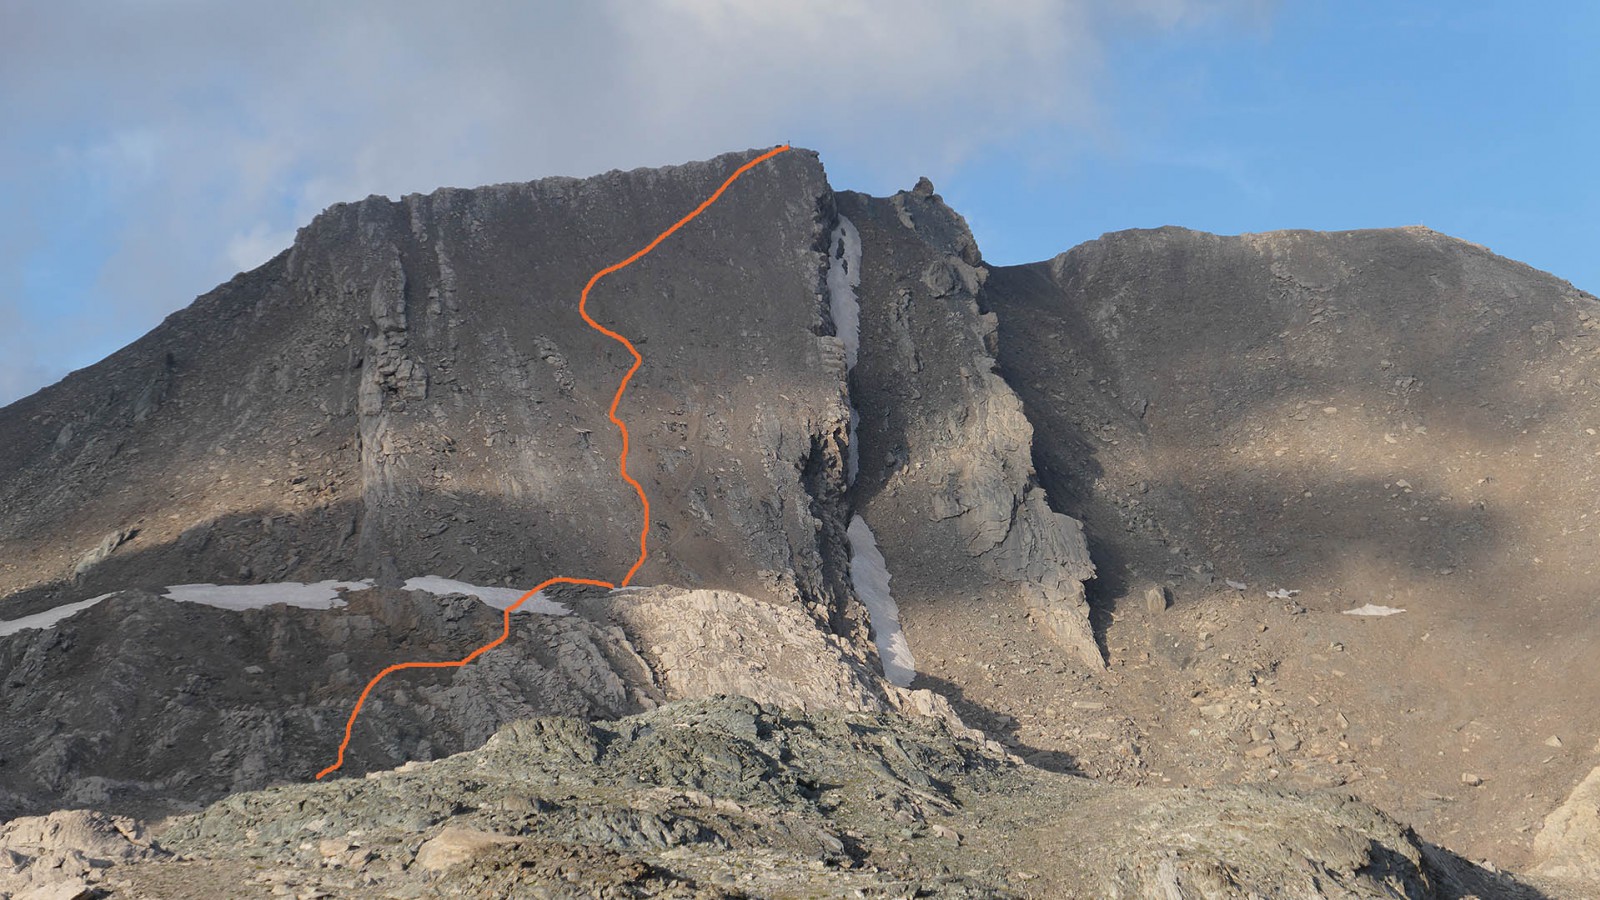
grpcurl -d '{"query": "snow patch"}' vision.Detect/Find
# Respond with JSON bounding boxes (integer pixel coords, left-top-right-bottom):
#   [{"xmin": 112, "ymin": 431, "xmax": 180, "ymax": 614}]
[
  {"xmin": 163, "ymin": 580, "xmax": 373, "ymax": 611},
  {"xmin": 0, "ymin": 594, "xmax": 114, "ymax": 637},
  {"xmin": 828, "ymin": 220, "xmax": 911, "ymax": 685},
  {"xmin": 402, "ymin": 575, "xmax": 570, "ymax": 615},
  {"xmin": 826, "ymin": 216, "xmax": 862, "ymax": 370},
  {"xmin": 847, "ymin": 407, "xmax": 861, "ymax": 486},
  {"xmin": 0, "ymin": 575, "xmax": 576, "ymax": 639},
  {"xmin": 1, "ymin": 583, "xmax": 371, "ymax": 638},
  {"xmin": 1343, "ymin": 603, "xmax": 1406, "ymax": 617},
  {"xmin": 847, "ymin": 514, "xmax": 916, "ymax": 687}
]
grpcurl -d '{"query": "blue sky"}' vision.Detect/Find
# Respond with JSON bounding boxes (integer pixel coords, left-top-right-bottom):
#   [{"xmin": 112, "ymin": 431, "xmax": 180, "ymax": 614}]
[
  {"xmin": 926, "ymin": 4, "xmax": 1597, "ymax": 273},
  {"xmin": 1, "ymin": 1, "xmax": 1593, "ymax": 405}
]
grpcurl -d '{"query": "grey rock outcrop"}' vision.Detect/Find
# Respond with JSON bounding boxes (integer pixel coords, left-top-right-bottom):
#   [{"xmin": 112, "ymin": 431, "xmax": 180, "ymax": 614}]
[
  {"xmin": 595, "ymin": 587, "xmax": 887, "ymax": 715},
  {"xmin": 82, "ymin": 697, "xmax": 1456, "ymax": 897},
  {"xmin": 840, "ymin": 185, "xmax": 1101, "ymax": 668},
  {"xmin": 0, "ymin": 810, "xmax": 163, "ymax": 900},
  {"xmin": 1533, "ymin": 765, "xmax": 1600, "ymax": 887},
  {"xmin": 0, "ymin": 583, "xmax": 978, "ymax": 820},
  {"xmin": 71, "ymin": 530, "xmax": 136, "ymax": 580},
  {"xmin": 0, "ymin": 589, "xmax": 656, "ymax": 814},
  {"xmin": 593, "ymin": 586, "xmax": 989, "ymax": 749}
]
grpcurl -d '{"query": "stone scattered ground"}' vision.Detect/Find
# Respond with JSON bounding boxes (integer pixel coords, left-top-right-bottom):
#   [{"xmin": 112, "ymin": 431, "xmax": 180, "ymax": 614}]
[{"xmin": 2, "ymin": 698, "xmax": 1556, "ymax": 899}]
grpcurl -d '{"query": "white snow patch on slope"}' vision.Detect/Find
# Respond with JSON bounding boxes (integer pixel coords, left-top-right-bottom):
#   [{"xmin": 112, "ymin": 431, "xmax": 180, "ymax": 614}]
[
  {"xmin": 1, "ymin": 584, "xmax": 369, "ymax": 637},
  {"xmin": 1343, "ymin": 603, "xmax": 1406, "ymax": 617},
  {"xmin": 164, "ymin": 580, "xmax": 373, "ymax": 611},
  {"xmin": 0, "ymin": 575, "xmax": 576, "ymax": 639},
  {"xmin": 847, "ymin": 407, "xmax": 861, "ymax": 486},
  {"xmin": 0, "ymin": 594, "xmax": 114, "ymax": 637},
  {"xmin": 827, "ymin": 216, "xmax": 862, "ymax": 370},
  {"xmin": 829, "ymin": 219, "xmax": 911, "ymax": 684},
  {"xmin": 403, "ymin": 575, "xmax": 570, "ymax": 615},
  {"xmin": 847, "ymin": 514, "xmax": 916, "ymax": 687}
]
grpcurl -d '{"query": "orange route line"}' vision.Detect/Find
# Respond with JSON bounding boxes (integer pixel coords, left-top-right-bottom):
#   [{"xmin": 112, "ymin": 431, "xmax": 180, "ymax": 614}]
[{"xmin": 316, "ymin": 145, "xmax": 791, "ymax": 780}]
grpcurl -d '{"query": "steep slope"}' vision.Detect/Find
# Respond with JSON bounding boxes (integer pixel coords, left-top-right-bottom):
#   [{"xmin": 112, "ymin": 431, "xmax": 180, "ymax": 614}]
[
  {"xmin": 0, "ymin": 148, "xmax": 859, "ymax": 643},
  {"xmin": 976, "ymin": 225, "xmax": 1600, "ymax": 867},
  {"xmin": 840, "ymin": 182, "xmax": 1100, "ymax": 671}
]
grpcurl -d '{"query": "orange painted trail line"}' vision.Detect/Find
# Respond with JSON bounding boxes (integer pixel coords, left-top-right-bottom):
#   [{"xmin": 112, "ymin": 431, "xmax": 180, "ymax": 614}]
[
  {"xmin": 580, "ymin": 144, "xmax": 793, "ymax": 586},
  {"xmin": 315, "ymin": 145, "xmax": 791, "ymax": 780}
]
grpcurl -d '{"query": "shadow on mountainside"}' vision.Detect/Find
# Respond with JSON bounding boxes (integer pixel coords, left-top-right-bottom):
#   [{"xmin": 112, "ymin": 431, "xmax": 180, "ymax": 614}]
[
  {"xmin": 911, "ymin": 673, "xmax": 1083, "ymax": 776},
  {"xmin": 975, "ymin": 232, "xmax": 1600, "ymax": 871},
  {"xmin": 1420, "ymin": 839, "xmax": 1554, "ymax": 899},
  {"xmin": 980, "ymin": 241, "xmax": 1591, "ymax": 618},
  {"xmin": 0, "ymin": 488, "xmax": 889, "ymax": 824},
  {"xmin": 0, "ymin": 568, "xmax": 674, "ymax": 818},
  {"xmin": 0, "ymin": 484, "xmax": 829, "ymax": 624}
]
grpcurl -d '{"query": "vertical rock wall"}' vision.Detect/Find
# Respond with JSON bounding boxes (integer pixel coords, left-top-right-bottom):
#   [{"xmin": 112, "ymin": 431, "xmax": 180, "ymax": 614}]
[
  {"xmin": 839, "ymin": 183, "xmax": 1101, "ymax": 668},
  {"xmin": 0, "ymin": 150, "xmax": 867, "ymax": 648}
]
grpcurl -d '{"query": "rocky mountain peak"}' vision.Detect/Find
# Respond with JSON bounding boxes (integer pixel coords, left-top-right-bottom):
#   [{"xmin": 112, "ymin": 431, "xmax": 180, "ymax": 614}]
[{"xmin": 2, "ymin": 146, "xmax": 1596, "ymax": 897}]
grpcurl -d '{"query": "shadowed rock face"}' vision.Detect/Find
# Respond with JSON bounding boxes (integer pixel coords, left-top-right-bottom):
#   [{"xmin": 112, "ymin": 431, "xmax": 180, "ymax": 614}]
[
  {"xmin": 0, "ymin": 584, "xmax": 971, "ymax": 821},
  {"xmin": 0, "ymin": 588, "xmax": 651, "ymax": 817},
  {"xmin": 0, "ymin": 149, "xmax": 860, "ymax": 641},
  {"xmin": 840, "ymin": 187, "xmax": 1100, "ymax": 668}
]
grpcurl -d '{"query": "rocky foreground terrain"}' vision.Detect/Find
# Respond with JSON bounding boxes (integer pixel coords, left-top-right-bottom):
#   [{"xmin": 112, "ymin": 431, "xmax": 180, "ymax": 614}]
[{"xmin": 2, "ymin": 147, "xmax": 1598, "ymax": 897}]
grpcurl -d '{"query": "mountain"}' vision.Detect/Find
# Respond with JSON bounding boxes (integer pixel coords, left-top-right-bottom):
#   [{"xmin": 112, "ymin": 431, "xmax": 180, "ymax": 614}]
[
  {"xmin": 0, "ymin": 150, "xmax": 856, "ymax": 628},
  {"xmin": 976, "ymin": 225, "xmax": 1600, "ymax": 863},
  {"xmin": 1, "ymin": 146, "xmax": 1596, "ymax": 898}
]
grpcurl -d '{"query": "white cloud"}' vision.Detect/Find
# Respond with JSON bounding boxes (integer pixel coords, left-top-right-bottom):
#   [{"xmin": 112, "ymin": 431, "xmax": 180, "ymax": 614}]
[{"xmin": 0, "ymin": 0, "xmax": 1268, "ymax": 405}]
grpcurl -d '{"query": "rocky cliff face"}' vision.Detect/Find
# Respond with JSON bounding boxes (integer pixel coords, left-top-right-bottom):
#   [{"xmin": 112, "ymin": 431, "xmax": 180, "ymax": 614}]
[
  {"xmin": 0, "ymin": 146, "xmax": 1105, "ymax": 737},
  {"xmin": 0, "ymin": 150, "xmax": 861, "ymax": 643},
  {"xmin": 840, "ymin": 183, "xmax": 1100, "ymax": 668},
  {"xmin": 0, "ymin": 145, "xmax": 1093, "ymax": 824}
]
